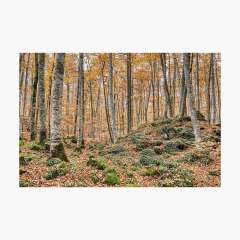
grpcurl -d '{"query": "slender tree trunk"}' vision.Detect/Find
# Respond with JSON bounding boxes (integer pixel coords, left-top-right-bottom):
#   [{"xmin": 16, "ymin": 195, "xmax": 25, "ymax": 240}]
[
  {"xmin": 127, "ymin": 53, "xmax": 132, "ymax": 132},
  {"xmin": 30, "ymin": 54, "xmax": 39, "ymax": 141},
  {"xmin": 21, "ymin": 53, "xmax": 31, "ymax": 134},
  {"xmin": 50, "ymin": 53, "xmax": 68, "ymax": 161},
  {"xmin": 215, "ymin": 54, "xmax": 221, "ymax": 123},
  {"xmin": 38, "ymin": 53, "xmax": 47, "ymax": 143},
  {"xmin": 196, "ymin": 53, "xmax": 200, "ymax": 111},
  {"xmin": 160, "ymin": 53, "xmax": 173, "ymax": 118},
  {"xmin": 179, "ymin": 66, "xmax": 187, "ymax": 118},
  {"xmin": 210, "ymin": 53, "xmax": 216, "ymax": 124},
  {"xmin": 77, "ymin": 53, "xmax": 85, "ymax": 148},
  {"xmin": 109, "ymin": 53, "xmax": 117, "ymax": 143},
  {"xmin": 206, "ymin": 55, "xmax": 211, "ymax": 124},
  {"xmin": 183, "ymin": 53, "xmax": 201, "ymax": 143},
  {"xmin": 66, "ymin": 82, "xmax": 70, "ymax": 136},
  {"xmin": 48, "ymin": 54, "xmax": 55, "ymax": 138}
]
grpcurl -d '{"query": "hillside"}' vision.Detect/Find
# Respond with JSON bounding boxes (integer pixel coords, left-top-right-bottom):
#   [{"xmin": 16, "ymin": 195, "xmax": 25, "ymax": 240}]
[{"xmin": 19, "ymin": 117, "xmax": 221, "ymax": 187}]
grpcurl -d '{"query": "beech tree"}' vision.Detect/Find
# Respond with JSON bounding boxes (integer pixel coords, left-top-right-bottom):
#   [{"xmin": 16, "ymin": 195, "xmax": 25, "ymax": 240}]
[
  {"xmin": 38, "ymin": 53, "xmax": 47, "ymax": 143},
  {"xmin": 50, "ymin": 53, "xmax": 68, "ymax": 161},
  {"xmin": 183, "ymin": 53, "xmax": 201, "ymax": 143}
]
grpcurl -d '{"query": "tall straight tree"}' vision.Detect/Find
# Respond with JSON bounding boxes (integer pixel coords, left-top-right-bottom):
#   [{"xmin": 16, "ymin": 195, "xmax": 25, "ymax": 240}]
[
  {"xmin": 127, "ymin": 53, "xmax": 132, "ymax": 132},
  {"xmin": 50, "ymin": 53, "xmax": 68, "ymax": 161},
  {"xmin": 160, "ymin": 53, "xmax": 173, "ymax": 118},
  {"xmin": 183, "ymin": 53, "xmax": 201, "ymax": 143},
  {"xmin": 38, "ymin": 53, "xmax": 47, "ymax": 143},
  {"xmin": 77, "ymin": 53, "xmax": 85, "ymax": 148},
  {"xmin": 30, "ymin": 53, "xmax": 39, "ymax": 141},
  {"xmin": 210, "ymin": 53, "xmax": 216, "ymax": 124},
  {"xmin": 109, "ymin": 53, "xmax": 117, "ymax": 143}
]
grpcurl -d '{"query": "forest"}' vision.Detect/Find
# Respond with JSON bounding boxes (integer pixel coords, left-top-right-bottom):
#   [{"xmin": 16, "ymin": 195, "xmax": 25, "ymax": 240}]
[{"xmin": 19, "ymin": 53, "xmax": 221, "ymax": 187}]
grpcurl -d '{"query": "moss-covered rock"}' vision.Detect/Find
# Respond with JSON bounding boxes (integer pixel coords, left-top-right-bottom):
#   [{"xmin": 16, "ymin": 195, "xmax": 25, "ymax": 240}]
[{"xmin": 105, "ymin": 172, "xmax": 120, "ymax": 185}]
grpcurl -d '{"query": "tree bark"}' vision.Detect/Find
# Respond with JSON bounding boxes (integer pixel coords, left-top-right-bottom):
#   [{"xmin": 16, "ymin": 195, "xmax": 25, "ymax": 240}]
[
  {"xmin": 77, "ymin": 53, "xmax": 85, "ymax": 148},
  {"xmin": 30, "ymin": 54, "xmax": 39, "ymax": 141},
  {"xmin": 50, "ymin": 53, "xmax": 68, "ymax": 161},
  {"xmin": 183, "ymin": 53, "xmax": 201, "ymax": 143},
  {"xmin": 38, "ymin": 53, "xmax": 47, "ymax": 143},
  {"xmin": 160, "ymin": 53, "xmax": 173, "ymax": 118},
  {"xmin": 109, "ymin": 53, "xmax": 117, "ymax": 143},
  {"xmin": 127, "ymin": 53, "xmax": 132, "ymax": 132}
]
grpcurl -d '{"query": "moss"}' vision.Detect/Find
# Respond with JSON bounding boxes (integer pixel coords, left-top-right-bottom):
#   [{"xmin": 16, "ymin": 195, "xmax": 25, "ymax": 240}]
[
  {"xmin": 183, "ymin": 151, "xmax": 212, "ymax": 165},
  {"xmin": 104, "ymin": 167, "xmax": 117, "ymax": 174},
  {"xmin": 156, "ymin": 126, "xmax": 177, "ymax": 140},
  {"xmin": 105, "ymin": 172, "xmax": 120, "ymax": 185},
  {"xmin": 51, "ymin": 142, "xmax": 68, "ymax": 162},
  {"xmin": 19, "ymin": 179, "xmax": 31, "ymax": 187},
  {"xmin": 30, "ymin": 143, "xmax": 41, "ymax": 151},
  {"xmin": 47, "ymin": 158, "xmax": 62, "ymax": 166},
  {"xmin": 179, "ymin": 128, "xmax": 195, "ymax": 140}
]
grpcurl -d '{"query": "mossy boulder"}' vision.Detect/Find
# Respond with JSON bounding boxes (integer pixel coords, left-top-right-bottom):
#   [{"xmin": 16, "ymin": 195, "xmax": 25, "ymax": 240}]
[{"xmin": 105, "ymin": 172, "xmax": 120, "ymax": 185}]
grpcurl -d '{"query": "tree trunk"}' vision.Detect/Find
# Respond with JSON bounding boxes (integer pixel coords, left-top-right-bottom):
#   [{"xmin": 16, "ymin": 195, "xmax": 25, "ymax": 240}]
[
  {"xmin": 183, "ymin": 53, "xmax": 201, "ymax": 143},
  {"xmin": 77, "ymin": 53, "xmax": 85, "ymax": 148},
  {"xmin": 30, "ymin": 53, "xmax": 39, "ymax": 141},
  {"xmin": 38, "ymin": 53, "xmax": 47, "ymax": 143},
  {"xmin": 109, "ymin": 53, "xmax": 117, "ymax": 143},
  {"xmin": 160, "ymin": 53, "xmax": 173, "ymax": 118},
  {"xmin": 50, "ymin": 53, "xmax": 68, "ymax": 161},
  {"xmin": 195, "ymin": 53, "xmax": 200, "ymax": 111},
  {"xmin": 210, "ymin": 53, "xmax": 216, "ymax": 124},
  {"xmin": 127, "ymin": 53, "xmax": 132, "ymax": 132}
]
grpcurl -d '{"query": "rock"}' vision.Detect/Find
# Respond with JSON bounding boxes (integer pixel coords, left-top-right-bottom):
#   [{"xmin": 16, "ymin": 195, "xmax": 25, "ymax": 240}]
[{"xmin": 153, "ymin": 146, "xmax": 162, "ymax": 155}]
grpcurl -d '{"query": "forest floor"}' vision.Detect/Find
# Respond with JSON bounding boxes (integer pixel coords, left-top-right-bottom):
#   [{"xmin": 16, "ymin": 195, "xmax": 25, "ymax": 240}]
[{"xmin": 19, "ymin": 117, "xmax": 221, "ymax": 187}]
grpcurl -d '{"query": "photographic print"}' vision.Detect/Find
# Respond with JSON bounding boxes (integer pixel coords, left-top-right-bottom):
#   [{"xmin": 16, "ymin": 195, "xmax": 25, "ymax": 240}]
[{"xmin": 19, "ymin": 53, "xmax": 221, "ymax": 187}]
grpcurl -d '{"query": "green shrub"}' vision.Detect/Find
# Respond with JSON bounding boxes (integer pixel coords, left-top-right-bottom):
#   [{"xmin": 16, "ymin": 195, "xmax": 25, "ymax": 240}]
[
  {"xmin": 19, "ymin": 155, "xmax": 33, "ymax": 166},
  {"xmin": 30, "ymin": 143, "xmax": 41, "ymax": 151},
  {"xmin": 104, "ymin": 167, "xmax": 117, "ymax": 174},
  {"xmin": 163, "ymin": 140, "xmax": 187, "ymax": 153},
  {"xmin": 109, "ymin": 145, "xmax": 126, "ymax": 154},
  {"xmin": 47, "ymin": 158, "xmax": 62, "ymax": 166},
  {"xmin": 141, "ymin": 148, "xmax": 156, "ymax": 156},
  {"xmin": 105, "ymin": 172, "xmax": 120, "ymax": 185},
  {"xmin": 139, "ymin": 155, "xmax": 156, "ymax": 166},
  {"xmin": 153, "ymin": 146, "xmax": 162, "ymax": 155},
  {"xmin": 91, "ymin": 172, "xmax": 100, "ymax": 184},
  {"xmin": 183, "ymin": 151, "xmax": 212, "ymax": 165},
  {"xmin": 19, "ymin": 179, "xmax": 30, "ymax": 187},
  {"xmin": 44, "ymin": 163, "xmax": 68, "ymax": 180},
  {"xmin": 87, "ymin": 156, "xmax": 107, "ymax": 170},
  {"xmin": 143, "ymin": 166, "xmax": 168, "ymax": 177},
  {"xmin": 19, "ymin": 139, "xmax": 25, "ymax": 147},
  {"xmin": 179, "ymin": 128, "xmax": 195, "ymax": 140}
]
